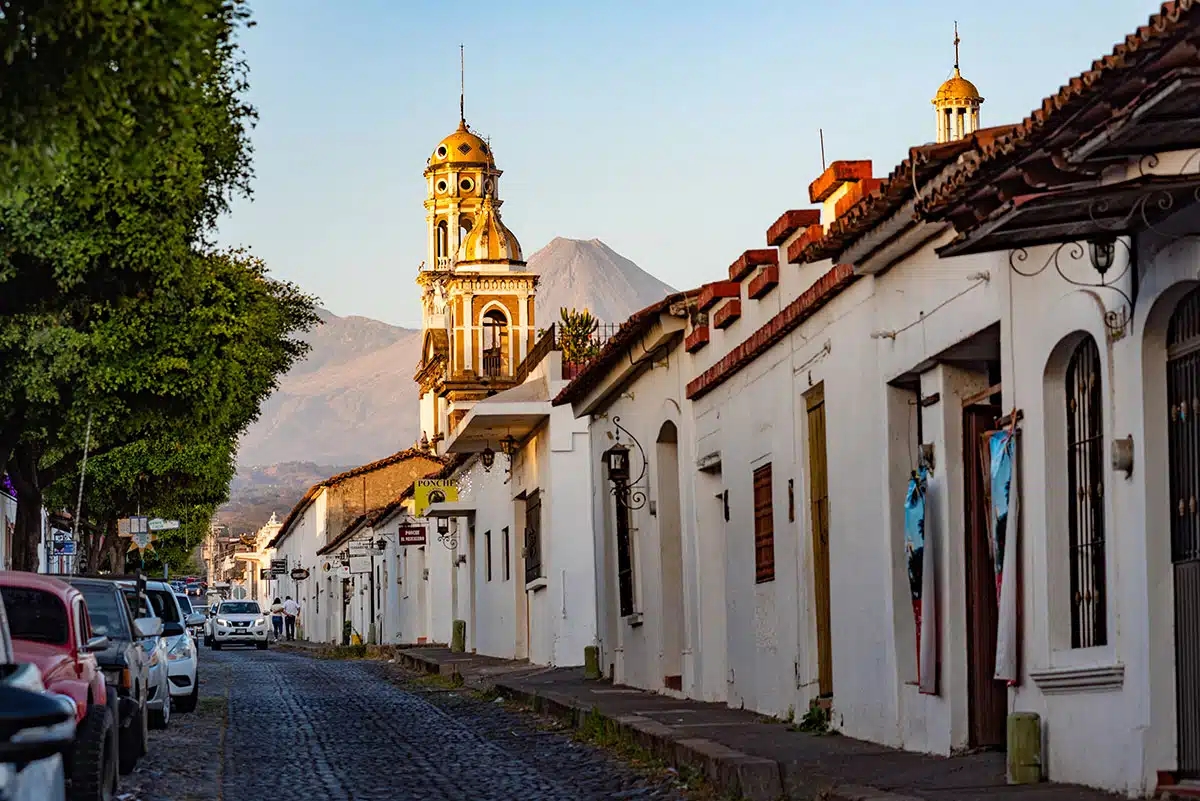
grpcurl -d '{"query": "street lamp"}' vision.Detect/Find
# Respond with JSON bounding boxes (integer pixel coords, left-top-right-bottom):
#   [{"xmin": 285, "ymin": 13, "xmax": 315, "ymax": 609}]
[
  {"xmin": 603, "ymin": 444, "xmax": 631, "ymax": 484},
  {"xmin": 480, "ymin": 444, "xmax": 496, "ymax": 472},
  {"xmin": 1088, "ymin": 235, "xmax": 1116, "ymax": 277}
]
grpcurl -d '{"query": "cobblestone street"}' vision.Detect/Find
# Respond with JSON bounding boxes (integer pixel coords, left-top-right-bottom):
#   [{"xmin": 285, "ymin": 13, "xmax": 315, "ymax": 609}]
[{"xmin": 125, "ymin": 647, "xmax": 688, "ymax": 801}]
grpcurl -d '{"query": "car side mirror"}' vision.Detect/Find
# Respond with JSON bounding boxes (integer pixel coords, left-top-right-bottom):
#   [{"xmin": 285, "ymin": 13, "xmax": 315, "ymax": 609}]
[
  {"xmin": 133, "ymin": 617, "xmax": 163, "ymax": 639},
  {"xmin": 0, "ymin": 684, "xmax": 76, "ymax": 768},
  {"xmin": 161, "ymin": 622, "xmax": 185, "ymax": 637},
  {"xmin": 185, "ymin": 613, "xmax": 204, "ymax": 627},
  {"xmin": 84, "ymin": 635, "xmax": 109, "ymax": 653}
]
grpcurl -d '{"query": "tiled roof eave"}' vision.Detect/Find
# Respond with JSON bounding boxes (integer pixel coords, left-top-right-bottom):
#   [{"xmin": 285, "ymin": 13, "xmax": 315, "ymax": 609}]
[{"xmin": 917, "ymin": 0, "xmax": 1199, "ymax": 218}]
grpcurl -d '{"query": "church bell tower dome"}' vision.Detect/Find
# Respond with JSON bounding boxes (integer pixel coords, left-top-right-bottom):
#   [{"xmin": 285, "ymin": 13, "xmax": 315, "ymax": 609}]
[
  {"xmin": 457, "ymin": 194, "xmax": 524, "ymax": 266},
  {"xmin": 932, "ymin": 23, "xmax": 983, "ymax": 144},
  {"xmin": 431, "ymin": 120, "xmax": 495, "ymax": 167}
]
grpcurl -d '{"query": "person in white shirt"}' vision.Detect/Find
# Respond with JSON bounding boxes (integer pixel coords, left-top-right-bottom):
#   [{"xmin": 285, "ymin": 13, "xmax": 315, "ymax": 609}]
[{"xmin": 282, "ymin": 596, "xmax": 300, "ymax": 641}]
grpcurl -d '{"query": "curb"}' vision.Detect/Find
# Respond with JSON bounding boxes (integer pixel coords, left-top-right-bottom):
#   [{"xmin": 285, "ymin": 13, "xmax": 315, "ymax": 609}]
[
  {"xmin": 397, "ymin": 650, "xmax": 797, "ymax": 800},
  {"xmin": 395, "ymin": 650, "xmax": 927, "ymax": 801}
]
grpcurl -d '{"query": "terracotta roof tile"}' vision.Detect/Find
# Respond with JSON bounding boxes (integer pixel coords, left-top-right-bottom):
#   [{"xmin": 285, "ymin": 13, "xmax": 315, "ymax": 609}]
[{"xmin": 268, "ymin": 448, "xmax": 447, "ymax": 549}]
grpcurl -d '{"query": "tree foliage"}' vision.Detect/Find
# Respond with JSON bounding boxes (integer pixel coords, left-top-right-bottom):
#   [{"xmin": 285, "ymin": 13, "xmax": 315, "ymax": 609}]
[
  {"xmin": 0, "ymin": 2, "xmax": 321, "ymax": 570},
  {"xmin": 39, "ymin": 249, "xmax": 319, "ymax": 572},
  {"xmin": 559, "ymin": 307, "xmax": 600, "ymax": 364},
  {"xmin": 0, "ymin": 0, "xmax": 253, "ymax": 182}
]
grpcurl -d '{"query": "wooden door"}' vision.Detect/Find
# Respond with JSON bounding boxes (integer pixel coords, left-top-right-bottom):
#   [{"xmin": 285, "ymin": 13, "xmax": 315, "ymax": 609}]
[
  {"xmin": 963, "ymin": 405, "xmax": 1007, "ymax": 748},
  {"xmin": 806, "ymin": 385, "xmax": 833, "ymax": 697}
]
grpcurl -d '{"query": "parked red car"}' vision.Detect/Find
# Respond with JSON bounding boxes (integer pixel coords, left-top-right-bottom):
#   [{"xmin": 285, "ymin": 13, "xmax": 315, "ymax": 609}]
[{"xmin": 0, "ymin": 572, "xmax": 119, "ymax": 801}]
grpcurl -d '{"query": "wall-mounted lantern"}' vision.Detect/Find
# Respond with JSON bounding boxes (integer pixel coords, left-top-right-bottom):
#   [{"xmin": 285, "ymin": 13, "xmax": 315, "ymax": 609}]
[
  {"xmin": 480, "ymin": 444, "xmax": 496, "ymax": 472},
  {"xmin": 436, "ymin": 517, "xmax": 457, "ymax": 550},
  {"xmin": 1088, "ymin": 235, "xmax": 1116, "ymax": 276},
  {"xmin": 602, "ymin": 417, "xmax": 647, "ymax": 510}
]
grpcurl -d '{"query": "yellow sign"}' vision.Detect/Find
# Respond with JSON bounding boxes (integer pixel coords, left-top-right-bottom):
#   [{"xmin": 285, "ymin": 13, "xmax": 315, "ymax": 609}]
[{"xmin": 414, "ymin": 479, "xmax": 458, "ymax": 517}]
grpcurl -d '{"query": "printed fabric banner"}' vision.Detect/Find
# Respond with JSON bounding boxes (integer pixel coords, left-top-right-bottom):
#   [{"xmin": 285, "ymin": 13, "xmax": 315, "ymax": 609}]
[
  {"xmin": 904, "ymin": 466, "xmax": 937, "ymax": 694},
  {"xmin": 988, "ymin": 430, "xmax": 1020, "ymax": 684}
]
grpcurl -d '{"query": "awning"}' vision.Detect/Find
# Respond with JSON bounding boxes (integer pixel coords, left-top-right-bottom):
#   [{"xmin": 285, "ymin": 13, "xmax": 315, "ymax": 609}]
[
  {"xmin": 938, "ymin": 173, "xmax": 1200, "ymax": 257},
  {"xmin": 423, "ymin": 501, "xmax": 476, "ymax": 520},
  {"xmin": 445, "ymin": 377, "xmax": 550, "ymax": 454}
]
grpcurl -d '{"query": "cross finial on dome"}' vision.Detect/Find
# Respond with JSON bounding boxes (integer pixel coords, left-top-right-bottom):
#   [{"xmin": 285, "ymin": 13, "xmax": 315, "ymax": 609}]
[
  {"xmin": 953, "ymin": 21, "xmax": 960, "ymax": 72},
  {"xmin": 459, "ymin": 44, "xmax": 466, "ymax": 124}
]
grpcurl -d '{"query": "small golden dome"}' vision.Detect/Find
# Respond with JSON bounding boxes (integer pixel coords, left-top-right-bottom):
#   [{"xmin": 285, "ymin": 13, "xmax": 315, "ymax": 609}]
[
  {"xmin": 457, "ymin": 195, "xmax": 523, "ymax": 265},
  {"xmin": 934, "ymin": 68, "xmax": 983, "ymax": 104},
  {"xmin": 431, "ymin": 120, "xmax": 494, "ymax": 165}
]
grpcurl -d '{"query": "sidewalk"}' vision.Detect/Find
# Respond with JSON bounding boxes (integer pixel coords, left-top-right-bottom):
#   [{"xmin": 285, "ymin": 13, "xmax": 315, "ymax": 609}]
[{"xmin": 396, "ymin": 647, "xmax": 1122, "ymax": 801}]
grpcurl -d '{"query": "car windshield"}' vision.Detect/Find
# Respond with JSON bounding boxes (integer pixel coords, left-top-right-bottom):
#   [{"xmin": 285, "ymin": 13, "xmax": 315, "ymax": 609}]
[
  {"xmin": 219, "ymin": 602, "xmax": 260, "ymax": 615},
  {"xmin": 144, "ymin": 589, "xmax": 180, "ymax": 623},
  {"xmin": 122, "ymin": 589, "xmax": 152, "ymax": 619},
  {"xmin": 76, "ymin": 585, "xmax": 129, "ymax": 640},
  {"xmin": 176, "ymin": 595, "xmax": 193, "ymax": 614},
  {"xmin": 0, "ymin": 587, "xmax": 68, "ymax": 645}
]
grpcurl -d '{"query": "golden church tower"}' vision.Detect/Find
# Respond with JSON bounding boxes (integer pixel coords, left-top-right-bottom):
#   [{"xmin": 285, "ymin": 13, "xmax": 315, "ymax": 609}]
[
  {"xmin": 415, "ymin": 86, "xmax": 538, "ymax": 450},
  {"xmin": 933, "ymin": 23, "xmax": 983, "ymax": 143}
]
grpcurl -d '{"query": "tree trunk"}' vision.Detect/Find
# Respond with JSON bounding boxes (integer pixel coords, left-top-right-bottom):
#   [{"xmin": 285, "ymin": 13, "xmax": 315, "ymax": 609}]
[
  {"xmin": 110, "ymin": 539, "xmax": 127, "ymax": 574},
  {"xmin": 9, "ymin": 444, "xmax": 43, "ymax": 572}
]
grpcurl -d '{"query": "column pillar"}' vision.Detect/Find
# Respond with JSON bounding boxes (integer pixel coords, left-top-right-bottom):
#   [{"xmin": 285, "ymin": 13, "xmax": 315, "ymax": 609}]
[
  {"xmin": 518, "ymin": 291, "xmax": 529, "ymax": 362},
  {"xmin": 427, "ymin": 213, "xmax": 436, "ymax": 268},
  {"xmin": 462, "ymin": 293, "xmax": 474, "ymax": 372}
]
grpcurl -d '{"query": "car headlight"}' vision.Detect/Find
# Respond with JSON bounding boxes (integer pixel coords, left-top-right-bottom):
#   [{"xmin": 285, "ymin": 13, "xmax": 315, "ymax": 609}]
[
  {"xmin": 149, "ymin": 648, "xmax": 161, "ymax": 667},
  {"xmin": 253, "ymin": 618, "xmax": 266, "ymax": 627},
  {"xmin": 167, "ymin": 636, "xmax": 193, "ymax": 661},
  {"xmin": 217, "ymin": 618, "xmax": 230, "ymax": 626}
]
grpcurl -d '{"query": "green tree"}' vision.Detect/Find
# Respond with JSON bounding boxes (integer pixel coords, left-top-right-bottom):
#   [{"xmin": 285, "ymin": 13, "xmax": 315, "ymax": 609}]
[
  {"xmin": 0, "ymin": 0, "xmax": 266, "ymax": 570},
  {"xmin": 559, "ymin": 307, "xmax": 601, "ymax": 365},
  {"xmin": 0, "ymin": 0, "xmax": 254, "ymax": 470},
  {"xmin": 16, "ymin": 249, "xmax": 319, "ymax": 571},
  {"xmin": 0, "ymin": 0, "xmax": 252, "ymax": 182}
]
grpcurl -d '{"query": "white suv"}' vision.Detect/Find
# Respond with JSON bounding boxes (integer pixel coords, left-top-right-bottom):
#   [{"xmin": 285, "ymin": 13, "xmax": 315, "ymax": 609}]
[
  {"xmin": 210, "ymin": 600, "xmax": 269, "ymax": 650},
  {"xmin": 119, "ymin": 579, "xmax": 201, "ymax": 714}
]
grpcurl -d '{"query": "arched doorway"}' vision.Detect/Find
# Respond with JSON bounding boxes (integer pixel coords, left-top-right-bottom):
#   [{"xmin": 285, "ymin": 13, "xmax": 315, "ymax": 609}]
[
  {"xmin": 481, "ymin": 309, "xmax": 509, "ymax": 378},
  {"xmin": 1168, "ymin": 286, "xmax": 1200, "ymax": 775},
  {"xmin": 656, "ymin": 421, "xmax": 684, "ymax": 691}
]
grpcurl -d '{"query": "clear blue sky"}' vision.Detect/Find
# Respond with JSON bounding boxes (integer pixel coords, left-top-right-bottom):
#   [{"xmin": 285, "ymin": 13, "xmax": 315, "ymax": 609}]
[{"xmin": 215, "ymin": 0, "xmax": 1151, "ymax": 329}]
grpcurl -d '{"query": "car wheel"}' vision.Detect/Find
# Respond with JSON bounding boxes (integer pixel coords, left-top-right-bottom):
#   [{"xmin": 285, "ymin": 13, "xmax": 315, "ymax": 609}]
[
  {"xmin": 149, "ymin": 694, "xmax": 170, "ymax": 731},
  {"xmin": 118, "ymin": 701, "xmax": 145, "ymax": 775},
  {"xmin": 175, "ymin": 675, "xmax": 199, "ymax": 714},
  {"xmin": 69, "ymin": 703, "xmax": 117, "ymax": 801},
  {"xmin": 257, "ymin": 641, "xmax": 268, "ymax": 650}
]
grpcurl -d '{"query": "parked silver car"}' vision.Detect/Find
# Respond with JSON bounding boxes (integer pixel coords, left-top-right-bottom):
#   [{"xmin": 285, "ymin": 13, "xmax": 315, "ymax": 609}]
[{"xmin": 121, "ymin": 587, "xmax": 172, "ymax": 729}]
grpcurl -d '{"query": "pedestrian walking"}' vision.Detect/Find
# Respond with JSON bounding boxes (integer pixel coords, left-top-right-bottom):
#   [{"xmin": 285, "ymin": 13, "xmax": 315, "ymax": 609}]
[
  {"xmin": 283, "ymin": 595, "xmax": 300, "ymax": 641},
  {"xmin": 270, "ymin": 597, "xmax": 285, "ymax": 642}
]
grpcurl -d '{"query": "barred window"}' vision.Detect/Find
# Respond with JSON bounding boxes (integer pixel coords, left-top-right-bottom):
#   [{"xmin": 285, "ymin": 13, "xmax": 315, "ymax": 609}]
[{"xmin": 1066, "ymin": 336, "xmax": 1107, "ymax": 648}]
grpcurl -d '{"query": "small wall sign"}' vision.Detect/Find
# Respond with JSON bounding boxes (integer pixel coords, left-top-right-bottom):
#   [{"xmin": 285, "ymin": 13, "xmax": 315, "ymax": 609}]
[
  {"xmin": 290, "ymin": 567, "xmax": 310, "ymax": 581},
  {"xmin": 397, "ymin": 525, "xmax": 426, "ymax": 546}
]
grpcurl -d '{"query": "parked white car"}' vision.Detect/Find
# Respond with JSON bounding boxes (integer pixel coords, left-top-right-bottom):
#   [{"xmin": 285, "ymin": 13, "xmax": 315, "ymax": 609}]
[
  {"xmin": 119, "ymin": 580, "xmax": 202, "ymax": 714},
  {"xmin": 0, "ymin": 591, "xmax": 76, "ymax": 801},
  {"xmin": 210, "ymin": 600, "xmax": 269, "ymax": 650},
  {"xmin": 120, "ymin": 586, "xmax": 172, "ymax": 729}
]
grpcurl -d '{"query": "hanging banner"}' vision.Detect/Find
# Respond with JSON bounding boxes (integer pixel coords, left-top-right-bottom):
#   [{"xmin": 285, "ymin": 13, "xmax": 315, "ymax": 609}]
[
  {"xmin": 904, "ymin": 467, "xmax": 937, "ymax": 694},
  {"xmin": 414, "ymin": 479, "xmax": 458, "ymax": 517},
  {"xmin": 989, "ymin": 429, "xmax": 1020, "ymax": 684}
]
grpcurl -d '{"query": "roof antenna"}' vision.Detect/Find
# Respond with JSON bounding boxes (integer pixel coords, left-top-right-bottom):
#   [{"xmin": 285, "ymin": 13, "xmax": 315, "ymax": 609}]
[
  {"xmin": 953, "ymin": 21, "xmax": 960, "ymax": 72},
  {"xmin": 459, "ymin": 44, "xmax": 466, "ymax": 124},
  {"xmin": 819, "ymin": 128, "xmax": 826, "ymax": 171}
]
